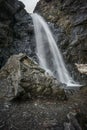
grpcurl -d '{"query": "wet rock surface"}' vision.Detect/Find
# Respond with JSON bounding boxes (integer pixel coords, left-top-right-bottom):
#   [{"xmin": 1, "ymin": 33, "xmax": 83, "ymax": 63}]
[
  {"xmin": 0, "ymin": 0, "xmax": 86, "ymax": 84},
  {"xmin": 35, "ymin": 0, "xmax": 87, "ymax": 63},
  {"xmin": 35, "ymin": 0, "xmax": 87, "ymax": 83}
]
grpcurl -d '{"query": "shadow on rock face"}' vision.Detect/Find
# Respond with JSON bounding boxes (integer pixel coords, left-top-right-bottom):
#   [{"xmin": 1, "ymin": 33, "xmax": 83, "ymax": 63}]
[{"xmin": 0, "ymin": 0, "xmax": 36, "ymax": 69}]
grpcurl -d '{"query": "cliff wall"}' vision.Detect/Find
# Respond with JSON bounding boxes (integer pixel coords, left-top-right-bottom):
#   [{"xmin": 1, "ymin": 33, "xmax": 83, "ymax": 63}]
[{"xmin": 35, "ymin": 0, "xmax": 87, "ymax": 64}]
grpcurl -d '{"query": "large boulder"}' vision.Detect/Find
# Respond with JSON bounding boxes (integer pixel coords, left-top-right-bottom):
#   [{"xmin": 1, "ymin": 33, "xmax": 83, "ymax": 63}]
[{"xmin": 0, "ymin": 53, "xmax": 66, "ymax": 101}]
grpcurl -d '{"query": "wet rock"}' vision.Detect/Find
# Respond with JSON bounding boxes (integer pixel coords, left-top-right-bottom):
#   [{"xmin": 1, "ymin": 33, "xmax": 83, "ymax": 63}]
[
  {"xmin": 35, "ymin": 0, "xmax": 87, "ymax": 83},
  {"xmin": 35, "ymin": 0, "xmax": 87, "ymax": 64},
  {"xmin": 76, "ymin": 112, "xmax": 87, "ymax": 130},
  {"xmin": 43, "ymin": 119, "xmax": 63, "ymax": 130},
  {"xmin": 64, "ymin": 112, "xmax": 84, "ymax": 130},
  {"xmin": 0, "ymin": 53, "xmax": 66, "ymax": 101},
  {"xmin": 67, "ymin": 112, "xmax": 82, "ymax": 130},
  {"xmin": 64, "ymin": 122, "xmax": 75, "ymax": 130},
  {"xmin": 45, "ymin": 0, "xmax": 52, "ymax": 2},
  {"xmin": 43, "ymin": 119, "xmax": 58, "ymax": 127}
]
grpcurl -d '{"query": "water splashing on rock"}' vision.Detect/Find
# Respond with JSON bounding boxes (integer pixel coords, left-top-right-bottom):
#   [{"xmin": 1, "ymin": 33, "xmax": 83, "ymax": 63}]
[{"xmin": 32, "ymin": 13, "xmax": 81, "ymax": 87}]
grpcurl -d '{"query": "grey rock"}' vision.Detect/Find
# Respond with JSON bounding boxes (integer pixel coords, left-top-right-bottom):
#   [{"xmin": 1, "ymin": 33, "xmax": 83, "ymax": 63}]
[
  {"xmin": 0, "ymin": 53, "xmax": 66, "ymax": 101},
  {"xmin": 0, "ymin": 0, "xmax": 36, "ymax": 69},
  {"xmin": 35, "ymin": 0, "xmax": 87, "ymax": 84},
  {"xmin": 67, "ymin": 112, "xmax": 82, "ymax": 130},
  {"xmin": 64, "ymin": 122, "xmax": 75, "ymax": 130}
]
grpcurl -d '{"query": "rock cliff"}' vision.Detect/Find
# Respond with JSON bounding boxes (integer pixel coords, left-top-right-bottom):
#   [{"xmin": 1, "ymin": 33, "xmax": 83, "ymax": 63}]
[
  {"xmin": 0, "ymin": 0, "xmax": 35, "ymax": 69},
  {"xmin": 0, "ymin": 1, "xmax": 87, "ymax": 130},
  {"xmin": 0, "ymin": 0, "xmax": 87, "ymax": 84},
  {"xmin": 35, "ymin": 0, "xmax": 87, "ymax": 64}
]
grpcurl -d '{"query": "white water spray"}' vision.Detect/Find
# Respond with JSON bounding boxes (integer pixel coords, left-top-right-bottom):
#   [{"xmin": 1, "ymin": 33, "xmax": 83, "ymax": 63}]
[{"xmin": 32, "ymin": 13, "xmax": 81, "ymax": 87}]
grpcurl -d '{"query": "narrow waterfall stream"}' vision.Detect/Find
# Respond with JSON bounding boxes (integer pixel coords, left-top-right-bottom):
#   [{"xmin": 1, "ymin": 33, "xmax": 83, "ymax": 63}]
[{"xmin": 32, "ymin": 13, "xmax": 81, "ymax": 87}]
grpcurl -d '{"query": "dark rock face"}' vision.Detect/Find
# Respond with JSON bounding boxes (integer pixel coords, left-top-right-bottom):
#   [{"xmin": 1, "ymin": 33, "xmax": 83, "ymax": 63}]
[
  {"xmin": 0, "ymin": 0, "xmax": 36, "ymax": 68},
  {"xmin": 35, "ymin": 0, "xmax": 87, "ymax": 64}
]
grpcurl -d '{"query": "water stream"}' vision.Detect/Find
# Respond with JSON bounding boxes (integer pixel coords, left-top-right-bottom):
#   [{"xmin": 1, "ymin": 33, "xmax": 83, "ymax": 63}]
[{"xmin": 32, "ymin": 13, "xmax": 81, "ymax": 87}]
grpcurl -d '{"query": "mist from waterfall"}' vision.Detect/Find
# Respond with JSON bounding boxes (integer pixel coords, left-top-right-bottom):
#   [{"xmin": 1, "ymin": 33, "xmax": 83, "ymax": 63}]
[{"xmin": 32, "ymin": 13, "xmax": 81, "ymax": 87}]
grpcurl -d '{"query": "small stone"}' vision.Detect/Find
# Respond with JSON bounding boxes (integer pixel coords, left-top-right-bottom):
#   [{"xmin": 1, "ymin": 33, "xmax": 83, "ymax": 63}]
[{"xmin": 34, "ymin": 103, "xmax": 38, "ymax": 106}]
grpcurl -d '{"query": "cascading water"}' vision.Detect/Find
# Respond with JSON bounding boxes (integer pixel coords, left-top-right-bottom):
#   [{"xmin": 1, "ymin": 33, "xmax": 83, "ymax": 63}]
[{"xmin": 32, "ymin": 13, "xmax": 81, "ymax": 87}]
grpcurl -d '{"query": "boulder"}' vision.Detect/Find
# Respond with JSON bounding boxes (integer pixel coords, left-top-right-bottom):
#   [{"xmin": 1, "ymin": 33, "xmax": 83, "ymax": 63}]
[{"xmin": 0, "ymin": 53, "xmax": 66, "ymax": 101}]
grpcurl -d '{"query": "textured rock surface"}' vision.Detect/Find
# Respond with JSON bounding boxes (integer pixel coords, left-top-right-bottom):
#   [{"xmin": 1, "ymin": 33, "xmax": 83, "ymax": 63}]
[
  {"xmin": 35, "ymin": 0, "xmax": 87, "ymax": 64},
  {"xmin": 34, "ymin": 0, "xmax": 87, "ymax": 84},
  {"xmin": 0, "ymin": 53, "xmax": 65, "ymax": 100},
  {"xmin": 0, "ymin": 0, "xmax": 87, "ymax": 130},
  {"xmin": 0, "ymin": 0, "xmax": 36, "ymax": 69},
  {"xmin": 0, "ymin": 0, "xmax": 87, "ymax": 84},
  {"xmin": 0, "ymin": 87, "xmax": 87, "ymax": 130}
]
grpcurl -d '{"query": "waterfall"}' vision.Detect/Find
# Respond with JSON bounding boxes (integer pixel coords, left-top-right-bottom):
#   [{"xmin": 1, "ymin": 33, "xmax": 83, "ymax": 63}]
[{"xmin": 32, "ymin": 13, "xmax": 81, "ymax": 87}]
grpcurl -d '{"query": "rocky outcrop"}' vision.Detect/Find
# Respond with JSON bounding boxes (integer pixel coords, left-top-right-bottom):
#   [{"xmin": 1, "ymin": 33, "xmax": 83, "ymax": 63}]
[
  {"xmin": 0, "ymin": 53, "xmax": 65, "ymax": 100},
  {"xmin": 0, "ymin": 1, "xmax": 87, "ymax": 129},
  {"xmin": 0, "ymin": 0, "xmax": 86, "ymax": 84},
  {"xmin": 35, "ymin": 0, "xmax": 87, "ymax": 64},
  {"xmin": 0, "ymin": 0, "xmax": 35, "ymax": 69}
]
